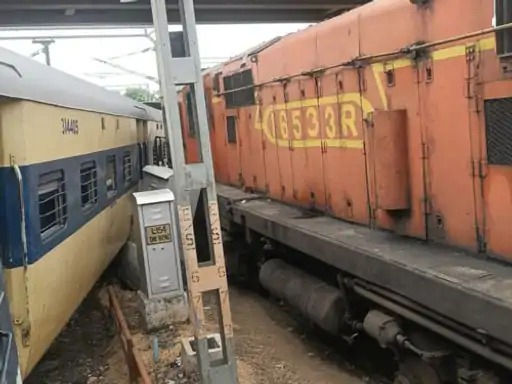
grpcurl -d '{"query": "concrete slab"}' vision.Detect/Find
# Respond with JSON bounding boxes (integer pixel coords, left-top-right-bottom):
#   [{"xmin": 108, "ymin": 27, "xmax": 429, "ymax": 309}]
[
  {"xmin": 137, "ymin": 291, "xmax": 189, "ymax": 332},
  {"xmin": 181, "ymin": 333, "xmax": 223, "ymax": 374}
]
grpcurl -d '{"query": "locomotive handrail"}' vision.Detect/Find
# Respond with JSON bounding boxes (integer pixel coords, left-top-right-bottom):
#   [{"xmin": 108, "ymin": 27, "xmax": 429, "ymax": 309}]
[
  {"xmin": 214, "ymin": 21, "xmax": 512, "ymax": 97},
  {"xmin": 356, "ymin": 20, "xmax": 512, "ymax": 62}
]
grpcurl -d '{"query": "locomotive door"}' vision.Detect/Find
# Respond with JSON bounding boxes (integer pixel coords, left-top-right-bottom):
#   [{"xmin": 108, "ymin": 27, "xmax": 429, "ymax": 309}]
[
  {"xmin": 481, "ymin": 80, "xmax": 512, "ymax": 260},
  {"xmin": 224, "ymin": 110, "xmax": 243, "ymax": 187},
  {"xmin": 418, "ymin": 52, "xmax": 480, "ymax": 249},
  {"xmin": 236, "ymin": 106, "xmax": 250, "ymax": 188},
  {"xmin": 296, "ymin": 77, "xmax": 326, "ymax": 210},
  {"xmin": 320, "ymin": 70, "xmax": 369, "ymax": 224},
  {"xmin": 365, "ymin": 61, "xmax": 427, "ymax": 239},
  {"xmin": 237, "ymin": 103, "xmax": 266, "ymax": 193},
  {"xmin": 271, "ymin": 83, "xmax": 294, "ymax": 203},
  {"xmin": 257, "ymin": 84, "xmax": 282, "ymax": 200},
  {"xmin": 285, "ymin": 79, "xmax": 307, "ymax": 207},
  {"xmin": 211, "ymin": 97, "xmax": 229, "ymax": 184}
]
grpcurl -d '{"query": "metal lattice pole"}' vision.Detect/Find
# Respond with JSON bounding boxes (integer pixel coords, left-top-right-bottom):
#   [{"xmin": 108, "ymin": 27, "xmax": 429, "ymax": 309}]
[{"xmin": 149, "ymin": 1, "xmax": 239, "ymax": 383}]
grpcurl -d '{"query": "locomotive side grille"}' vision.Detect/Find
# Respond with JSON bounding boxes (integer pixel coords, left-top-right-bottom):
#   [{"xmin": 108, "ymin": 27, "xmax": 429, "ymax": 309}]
[
  {"xmin": 484, "ymin": 97, "xmax": 512, "ymax": 165},
  {"xmin": 223, "ymin": 69, "xmax": 256, "ymax": 109}
]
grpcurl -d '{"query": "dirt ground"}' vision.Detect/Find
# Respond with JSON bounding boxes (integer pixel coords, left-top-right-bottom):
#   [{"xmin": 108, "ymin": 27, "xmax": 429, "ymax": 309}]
[
  {"xmin": 223, "ymin": 287, "xmax": 363, "ymax": 384},
  {"xmin": 27, "ymin": 281, "xmax": 367, "ymax": 384}
]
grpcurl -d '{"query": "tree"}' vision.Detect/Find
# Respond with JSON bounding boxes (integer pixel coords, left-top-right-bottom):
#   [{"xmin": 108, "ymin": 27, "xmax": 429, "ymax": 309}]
[{"xmin": 123, "ymin": 87, "xmax": 159, "ymax": 103}]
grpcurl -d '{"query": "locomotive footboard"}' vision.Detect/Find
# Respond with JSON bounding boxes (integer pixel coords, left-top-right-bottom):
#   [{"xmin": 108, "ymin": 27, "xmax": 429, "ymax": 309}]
[{"xmin": 217, "ymin": 183, "xmax": 512, "ymax": 379}]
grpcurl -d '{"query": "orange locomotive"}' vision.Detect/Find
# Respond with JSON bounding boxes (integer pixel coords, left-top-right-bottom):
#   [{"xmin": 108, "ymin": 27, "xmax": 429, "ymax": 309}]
[
  {"xmin": 178, "ymin": 0, "xmax": 512, "ymax": 382},
  {"xmin": 195, "ymin": 0, "xmax": 512, "ymax": 258}
]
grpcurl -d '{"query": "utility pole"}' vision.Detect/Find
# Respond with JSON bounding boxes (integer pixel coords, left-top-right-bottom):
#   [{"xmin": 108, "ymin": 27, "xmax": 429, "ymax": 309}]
[
  {"xmin": 149, "ymin": 1, "xmax": 239, "ymax": 384},
  {"xmin": 32, "ymin": 38, "xmax": 54, "ymax": 66}
]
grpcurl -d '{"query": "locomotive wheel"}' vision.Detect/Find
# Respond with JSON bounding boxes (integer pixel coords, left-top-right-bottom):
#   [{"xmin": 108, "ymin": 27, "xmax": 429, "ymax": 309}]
[{"xmin": 393, "ymin": 357, "xmax": 441, "ymax": 384}]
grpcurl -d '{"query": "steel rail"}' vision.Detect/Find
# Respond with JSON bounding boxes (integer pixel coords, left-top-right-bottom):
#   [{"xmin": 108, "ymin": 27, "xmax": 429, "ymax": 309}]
[{"xmin": 108, "ymin": 286, "xmax": 152, "ymax": 384}]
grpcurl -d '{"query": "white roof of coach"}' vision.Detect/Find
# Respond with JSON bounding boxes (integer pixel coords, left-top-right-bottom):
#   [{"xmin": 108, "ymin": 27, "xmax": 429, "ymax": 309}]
[{"xmin": 0, "ymin": 46, "xmax": 161, "ymax": 122}]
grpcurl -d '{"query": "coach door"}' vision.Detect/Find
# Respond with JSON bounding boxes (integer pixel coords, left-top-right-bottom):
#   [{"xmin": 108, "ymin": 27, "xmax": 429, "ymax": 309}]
[{"xmin": 136, "ymin": 119, "xmax": 148, "ymax": 177}]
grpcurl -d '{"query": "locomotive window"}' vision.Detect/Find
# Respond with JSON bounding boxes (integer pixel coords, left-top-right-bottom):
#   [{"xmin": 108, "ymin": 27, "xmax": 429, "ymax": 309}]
[
  {"xmin": 213, "ymin": 73, "xmax": 221, "ymax": 94},
  {"xmin": 80, "ymin": 161, "xmax": 98, "ymax": 209},
  {"xmin": 223, "ymin": 69, "xmax": 256, "ymax": 109},
  {"xmin": 496, "ymin": 0, "xmax": 512, "ymax": 57},
  {"xmin": 186, "ymin": 90, "xmax": 196, "ymax": 137},
  {"xmin": 123, "ymin": 151, "xmax": 133, "ymax": 185},
  {"xmin": 106, "ymin": 155, "xmax": 117, "ymax": 197},
  {"xmin": 38, "ymin": 170, "xmax": 67, "ymax": 238},
  {"xmin": 185, "ymin": 88, "xmax": 212, "ymax": 136},
  {"xmin": 226, "ymin": 116, "xmax": 237, "ymax": 144}
]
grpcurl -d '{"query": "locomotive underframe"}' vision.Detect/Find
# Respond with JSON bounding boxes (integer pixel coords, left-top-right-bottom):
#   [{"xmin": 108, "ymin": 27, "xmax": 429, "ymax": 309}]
[{"xmin": 216, "ymin": 183, "xmax": 512, "ymax": 379}]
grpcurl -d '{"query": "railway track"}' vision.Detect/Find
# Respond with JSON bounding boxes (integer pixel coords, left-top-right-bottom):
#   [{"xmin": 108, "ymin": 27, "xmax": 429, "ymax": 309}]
[
  {"xmin": 108, "ymin": 286, "xmax": 151, "ymax": 384},
  {"xmin": 25, "ymin": 274, "xmax": 385, "ymax": 384}
]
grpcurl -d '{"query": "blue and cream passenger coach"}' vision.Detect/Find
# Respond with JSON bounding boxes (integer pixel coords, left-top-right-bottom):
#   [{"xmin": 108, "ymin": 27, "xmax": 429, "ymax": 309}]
[{"xmin": 0, "ymin": 46, "xmax": 161, "ymax": 377}]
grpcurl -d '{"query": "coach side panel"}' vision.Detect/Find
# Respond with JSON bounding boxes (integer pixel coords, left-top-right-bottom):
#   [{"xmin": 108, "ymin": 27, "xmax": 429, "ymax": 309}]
[{"xmin": 0, "ymin": 100, "xmax": 142, "ymax": 376}]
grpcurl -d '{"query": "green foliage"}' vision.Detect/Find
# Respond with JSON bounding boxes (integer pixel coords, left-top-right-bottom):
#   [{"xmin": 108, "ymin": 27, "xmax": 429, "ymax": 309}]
[{"xmin": 123, "ymin": 87, "xmax": 159, "ymax": 103}]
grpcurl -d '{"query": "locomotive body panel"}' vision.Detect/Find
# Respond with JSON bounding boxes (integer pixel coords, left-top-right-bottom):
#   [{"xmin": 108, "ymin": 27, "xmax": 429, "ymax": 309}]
[
  {"xmin": 178, "ymin": 0, "xmax": 512, "ymax": 376},
  {"xmin": 196, "ymin": 0, "xmax": 512, "ymax": 260}
]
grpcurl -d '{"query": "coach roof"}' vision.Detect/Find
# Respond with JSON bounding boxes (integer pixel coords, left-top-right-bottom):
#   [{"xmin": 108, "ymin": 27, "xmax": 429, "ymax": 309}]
[{"xmin": 0, "ymin": 46, "xmax": 161, "ymax": 121}]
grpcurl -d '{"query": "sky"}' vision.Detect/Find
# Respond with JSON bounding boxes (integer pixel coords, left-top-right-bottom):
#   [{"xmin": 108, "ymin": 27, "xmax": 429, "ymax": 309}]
[{"xmin": 0, "ymin": 24, "xmax": 309, "ymax": 93}]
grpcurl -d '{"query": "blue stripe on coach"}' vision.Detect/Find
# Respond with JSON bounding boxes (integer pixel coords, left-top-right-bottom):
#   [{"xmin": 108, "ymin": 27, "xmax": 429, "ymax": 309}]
[{"xmin": 0, "ymin": 144, "xmax": 142, "ymax": 269}]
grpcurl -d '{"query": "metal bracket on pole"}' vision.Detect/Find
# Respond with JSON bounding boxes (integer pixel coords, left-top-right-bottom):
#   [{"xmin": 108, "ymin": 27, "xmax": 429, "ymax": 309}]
[{"xmin": 149, "ymin": 1, "xmax": 239, "ymax": 383}]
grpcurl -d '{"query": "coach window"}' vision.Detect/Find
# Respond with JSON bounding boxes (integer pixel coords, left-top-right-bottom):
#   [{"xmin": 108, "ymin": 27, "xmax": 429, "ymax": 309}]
[
  {"xmin": 106, "ymin": 155, "xmax": 117, "ymax": 197},
  {"xmin": 38, "ymin": 170, "xmax": 67, "ymax": 238},
  {"xmin": 123, "ymin": 151, "xmax": 133, "ymax": 185},
  {"xmin": 496, "ymin": 0, "xmax": 512, "ymax": 57},
  {"xmin": 80, "ymin": 161, "xmax": 98, "ymax": 209},
  {"xmin": 226, "ymin": 116, "xmax": 237, "ymax": 144}
]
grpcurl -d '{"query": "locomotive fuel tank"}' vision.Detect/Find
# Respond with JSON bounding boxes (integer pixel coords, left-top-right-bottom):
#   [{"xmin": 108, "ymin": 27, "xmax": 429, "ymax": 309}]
[{"xmin": 259, "ymin": 258, "xmax": 346, "ymax": 335}]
